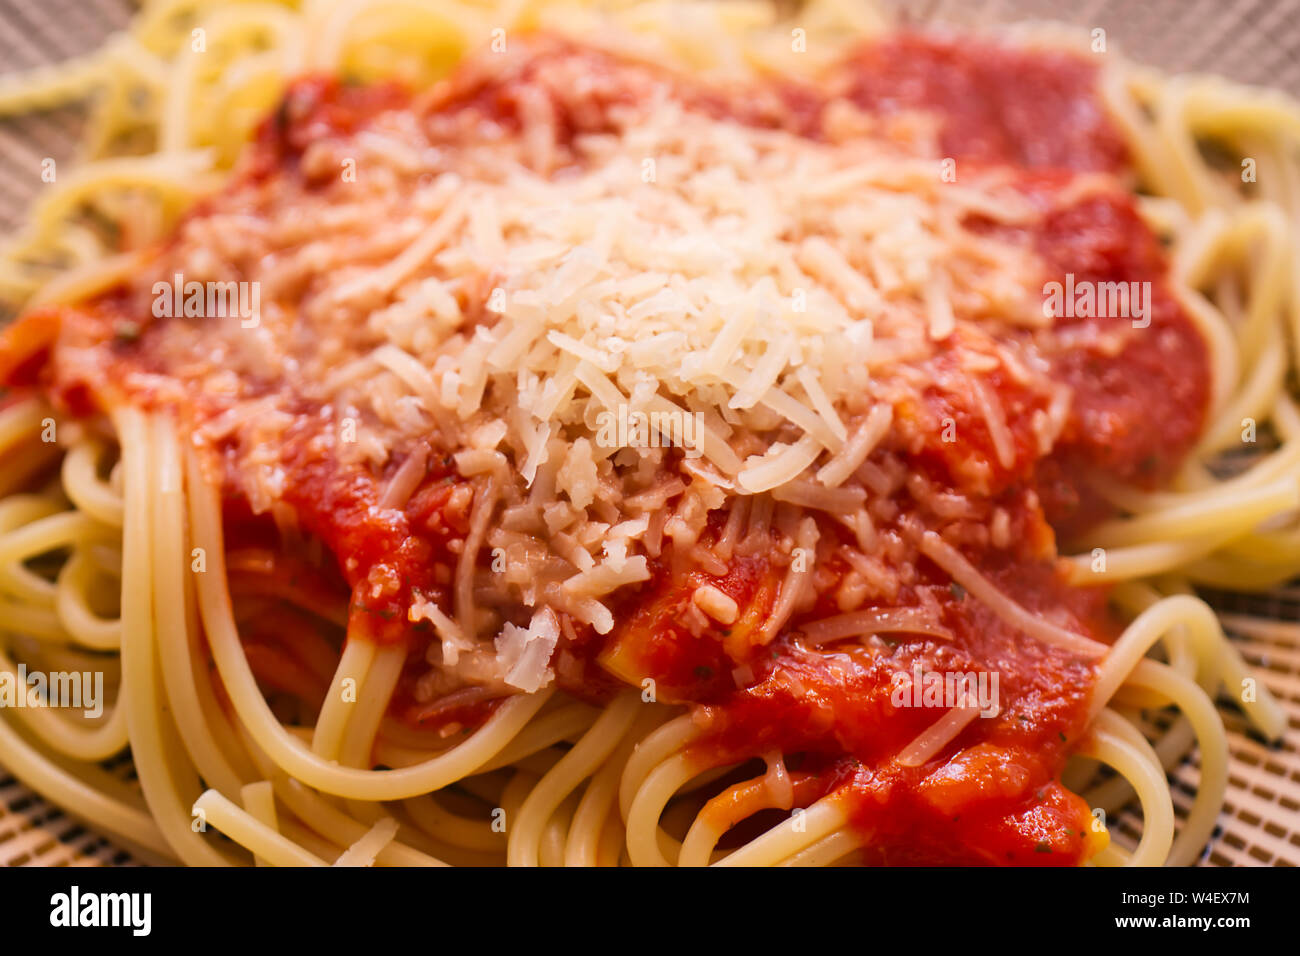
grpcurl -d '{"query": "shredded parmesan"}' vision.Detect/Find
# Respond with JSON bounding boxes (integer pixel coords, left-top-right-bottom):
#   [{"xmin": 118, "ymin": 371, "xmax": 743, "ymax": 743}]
[
  {"xmin": 693, "ymin": 584, "xmax": 740, "ymax": 625},
  {"xmin": 896, "ymin": 701, "xmax": 983, "ymax": 768},
  {"xmin": 495, "ymin": 607, "xmax": 562, "ymax": 692},
  {"xmin": 917, "ymin": 532, "xmax": 1107, "ymax": 658}
]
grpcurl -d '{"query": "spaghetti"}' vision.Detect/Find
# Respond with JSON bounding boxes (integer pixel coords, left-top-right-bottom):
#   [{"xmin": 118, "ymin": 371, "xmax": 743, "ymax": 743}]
[{"xmin": 0, "ymin": 0, "xmax": 1295, "ymax": 867}]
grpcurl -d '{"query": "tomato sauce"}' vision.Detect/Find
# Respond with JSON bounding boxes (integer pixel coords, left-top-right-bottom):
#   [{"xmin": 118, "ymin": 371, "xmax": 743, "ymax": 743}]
[
  {"xmin": 1034, "ymin": 193, "xmax": 1209, "ymax": 534},
  {"xmin": 247, "ymin": 77, "xmax": 412, "ymax": 183},
  {"xmin": 843, "ymin": 33, "xmax": 1128, "ymax": 172}
]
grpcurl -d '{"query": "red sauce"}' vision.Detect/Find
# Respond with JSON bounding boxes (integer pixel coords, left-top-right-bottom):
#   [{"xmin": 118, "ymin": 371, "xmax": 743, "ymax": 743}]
[
  {"xmin": 1035, "ymin": 193, "xmax": 1209, "ymax": 533},
  {"xmin": 965, "ymin": 178, "xmax": 1209, "ymax": 535},
  {"xmin": 2, "ymin": 33, "xmax": 1211, "ymax": 865},
  {"xmin": 421, "ymin": 34, "xmax": 828, "ymax": 155},
  {"xmin": 899, "ymin": 343, "xmax": 1051, "ymax": 497},
  {"xmin": 247, "ymin": 77, "xmax": 412, "ymax": 182},
  {"xmin": 270, "ymin": 416, "xmax": 466, "ymax": 643},
  {"xmin": 843, "ymin": 33, "xmax": 1129, "ymax": 172}
]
